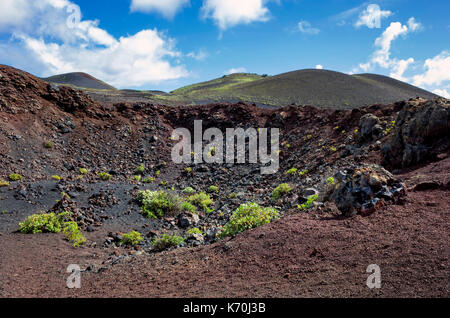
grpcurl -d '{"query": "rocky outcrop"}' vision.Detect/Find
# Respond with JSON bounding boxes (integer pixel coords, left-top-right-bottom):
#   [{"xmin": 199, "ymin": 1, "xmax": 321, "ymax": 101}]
[
  {"xmin": 328, "ymin": 164, "xmax": 406, "ymax": 216},
  {"xmin": 382, "ymin": 98, "xmax": 450, "ymax": 169},
  {"xmin": 358, "ymin": 114, "xmax": 383, "ymax": 142}
]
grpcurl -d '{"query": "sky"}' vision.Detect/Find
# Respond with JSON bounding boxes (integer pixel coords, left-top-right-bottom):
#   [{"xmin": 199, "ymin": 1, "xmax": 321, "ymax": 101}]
[{"xmin": 0, "ymin": 0, "xmax": 449, "ymax": 97}]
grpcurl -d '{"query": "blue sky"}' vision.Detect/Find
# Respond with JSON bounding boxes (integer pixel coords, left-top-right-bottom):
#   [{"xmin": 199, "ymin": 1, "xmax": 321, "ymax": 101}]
[{"xmin": 0, "ymin": 0, "xmax": 449, "ymax": 97}]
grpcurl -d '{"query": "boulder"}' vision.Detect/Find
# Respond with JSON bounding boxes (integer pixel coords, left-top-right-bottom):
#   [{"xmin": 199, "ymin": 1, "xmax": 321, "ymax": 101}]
[
  {"xmin": 382, "ymin": 98, "xmax": 450, "ymax": 168},
  {"xmin": 358, "ymin": 114, "xmax": 380, "ymax": 142},
  {"xmin": 329, "ymin": 164, "xmax": 406, "ymax": 216}
]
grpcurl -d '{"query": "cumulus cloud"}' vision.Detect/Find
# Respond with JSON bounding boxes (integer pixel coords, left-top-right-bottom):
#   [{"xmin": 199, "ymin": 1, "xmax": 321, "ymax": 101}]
[
  {"xmin": 353, "ymin": 18, "xmax": 422, "ymax": 81},
  {"xmin": 130, "ymin": 0, "xmax": 190, "ymax": 19},
  {"xmin": 353, "ymin": 16, "xmax": 450, "ymax": 96},
  {"xmin": 225, "ymin": 67, "xmax": 247, "ymax": 75},
  {"xmin": 433, "ymin": 88, "xmax": 450, "ymax": 98},
  {"xmin": 355, "ymin": 4, "xmax": 392, "ymax": 29},
  {"xmin": 297, "ymin": 21, "xmax": 320, "ymax": 35},
  {"xmin": 201, "ymin": 0, "xmax": 271, "ymax": 30},
  {"xmin": 315, "ymin": 65, "xmax": 323, "ymax": 70},
  {"xmin": 412, "ymin": 51, "xmax": 450, "ymax": 87},
  {"xmin": 0, "ymin": 0, "xmax": 187, "ymax": 88}
]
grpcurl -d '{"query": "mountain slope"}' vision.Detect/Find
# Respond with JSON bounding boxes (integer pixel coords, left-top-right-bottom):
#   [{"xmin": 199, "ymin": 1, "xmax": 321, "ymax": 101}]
[{"xmin": 43, "ymin": 72, "xmax": 116, "ymax": 91}]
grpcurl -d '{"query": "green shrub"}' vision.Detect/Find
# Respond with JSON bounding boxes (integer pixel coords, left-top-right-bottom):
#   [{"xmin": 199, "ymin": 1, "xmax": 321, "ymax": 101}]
[
  {"xmin": 187, "ymin": 228, "xmax": 203, "ymax": 236},
  {"xmin": 51, "ymin": 175, "xmax": 62, "ymax": 181},
  {"xmin": 62, "ymin": 221, "xmax": 86, "ymax": 247},
  {"xmin": 8, "ymin": 174, "xmax": 22, "ymax": 181},
  {"xmin": 97, "ymin": 172, "xmax": 112, "ymax": 181},
  {"xmin": 330, "ymin": 146, "xmax": 337, "ymax": 152},
  {"xmin": 272, "ymin": 183, "xmax": 292, "ymax": 200},
  {"xmin": 137, "ymin": 190, "xmax": 182, "ymax": 219},
  {"xmin": 43, "ymin": 141, "xmax": 53, "ymax": 149},
  {"xmin": 219, "ymin": 203, "xmax": 279, "ymax": 238},
  {"xmin": 327, "ymin": 177, "xmax": 336, "ymax": 185},
  {"xmin": 186, "ymin": 192, "xmax": 214, "ymax": 213},
  {"xmin": 185, "ymin": 167, "xmax": 192, "ymax": 173},
  {"xmin": 297, "ymin": 195, "xmax": 319, "ymax": 211},
  {"xmin": 135, "ymin": 164, "xmax": 145, "ymax": 175},
  {"xmin": 152, "ymin": 234, "xmax": 184, "ymax": 251},
  {"xmin": 0, "ymin": 180, "xmax": 10, "ymax": 187},
  {"xmin": 182, "ymin": 187, "xmax": 196, "ymax": 195},
  {"xmin": 228, "ymin": 192, "xmax": 238, "ymax": 199},
  {"xmin": 181, "ymin": 202, "xmax": 197, "ymax": 214},
  {"xmin": 208, "ymin": 185, "xmax": 219, "ymax": 193},
  {"xmin": 121, "ymin": 231, "xmax": 144, "ymax": 246},
  {"xmin": 132, "ymin": 175, "xmax": 142, "ymax": 182},
  {"xmin": 285, "ymin": 168, "xmax": 298, "ymax": 175},
  {"xmin": 19, "ymin": 211, "xmax": 71, "ymax": 234},
  {"xmin": 142, "ymin": 177, "xmax": 155, "ymax": 183},
  {"xmin": 298, "ymin": 169, "xmax": 309, "ymax": 176},
  {"xmin": 79, "ymin": 168, "xmax": 89, "ymax": 175}
]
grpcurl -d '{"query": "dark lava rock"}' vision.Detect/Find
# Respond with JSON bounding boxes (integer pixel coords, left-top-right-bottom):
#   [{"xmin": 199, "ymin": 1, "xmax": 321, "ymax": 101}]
[
  {"xmin": 382, "ymin": 98, "xmax": 450, "ymax": 168},
  {"xmin": 328, "ymin": 164, "xmax": 406, "ymax": 216}
]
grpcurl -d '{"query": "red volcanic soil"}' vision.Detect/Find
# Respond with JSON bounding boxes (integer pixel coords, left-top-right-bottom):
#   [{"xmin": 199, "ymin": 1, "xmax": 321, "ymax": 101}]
[
  {"xmin": 0, "ymin": 64, "xmax": 448, "ymax": 298},
  {"xmin": 1, "ymin": 157, "xmax": 448, "ymax": 298}
]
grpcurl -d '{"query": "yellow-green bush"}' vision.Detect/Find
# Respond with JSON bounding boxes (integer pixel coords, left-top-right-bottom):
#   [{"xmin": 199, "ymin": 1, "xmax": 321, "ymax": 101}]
[
  {"xmin": 219, "ymin": 203, "xmax": 279, "ymax": 238},
  {"xmin": 121, "ymin": 231, "xmax": 144, "ymax": 246}
]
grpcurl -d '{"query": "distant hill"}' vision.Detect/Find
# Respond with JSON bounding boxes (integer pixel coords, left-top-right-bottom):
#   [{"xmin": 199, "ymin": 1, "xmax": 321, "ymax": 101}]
[
  {"xmin": 43, "ymin": 72, "xmax": 116, "ymax": 91},
  {"xmin": 43, "ymin": 69, "xmax": 438, "ymax": 108},
  {"xmin": 161, "ymin": 69, "xmax": 437, "ymax": 108}
]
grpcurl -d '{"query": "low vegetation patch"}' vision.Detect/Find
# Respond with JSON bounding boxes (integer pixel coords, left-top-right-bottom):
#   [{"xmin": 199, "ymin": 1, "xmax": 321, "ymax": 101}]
[
  {"xmin": 142, "ymin": 177, "xmax": 155, "ymax": 183},
  {"xmin": 208, "ymin": 185, "xmax": 219, "ymax": 193},
  {"xmin": 19, "ymin": 211, "xmax": 71, "ymax": 234},
  {"xmin": 298, "ymin": 195, "xmax": 319, "ymax": 211},
  {"xmin": 134, "ymin": 164, "xmax": 145, "ymax": 175},
  {"xmin": 137, "ymin": 190, "xmax": 182, "ymax": 219},
  {"xmin": 272, "ymin": 183, "xmax": 292, "ymax": 200},
  {"xmin": 97, "ymin": 172, "xmax": 112, "ymax": 181},
  {"xmin": 132, "ymin": 175, "xmax": 141, "ymax": 182},
  {"xmin": 152, "ymin": 234, "xmax": 184, "ymax": 251},
  {"xmin": 51, "ymin": 175, "xmax": 62, "ymax": 181},
  {"xmin": 8, "ymin": 174, "xmax": 22, "ymax": 181},
  {"xmin": 219, "ymin": 203, "xmax": 279, "ymax": 238},
  {"xmin": 121, "ymin": 231, "xmax": 144, "ymax": 246},
  {"xmin": 0, "ymin": 180, "xmax": 10, "ymax": 187},
  {"xmin": 186, "ymin": 192, "xmax": 214, "ymax": 213},
  {"xmin": 181, "ymin": 201, "xmax": 197, "ymax": 214},
  {"xmin": 285, "ymin": 168, "xmax": 298, "ymax": 175},
  {"xmin": 79, "ymin": 168, "xmax": 89, "ymax": 175},
  {"xmin": 62, "ymin": 221, "xmax": 86, "ymax": 247},
  {"xmin": 43, "ymin": 141, "xmax": 53, "ymax": 149},
  {"xmin": 187, "ymin": 228, "xmax": 203, "ymax": 236},
  {"xmin": 182, "ymin": 187, "xmax": 196, "ymax": 195}
]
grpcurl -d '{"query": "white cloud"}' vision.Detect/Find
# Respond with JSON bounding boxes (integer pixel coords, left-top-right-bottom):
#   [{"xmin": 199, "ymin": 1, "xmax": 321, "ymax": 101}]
[
  {"xmin": 201, "ymin": 0, "xmax": 271, "ymax": 30},
  {"xmin": 407, "ymin": 17, "xmax": 422, "ymax": 32},
  {"xmin": 355, "ymin": 4, "xmax": 392, "ymax": 29},
  {"xmin": 389, "ymin": 57, "xmax": 414, "ymax": 82},
  {"xmin": 354, "ymin": 19, "xmax": 421, "ymax": 78},
  {"xmin": 130, "ymin": 0, "xmax": 190, "ymax": 19},
  {"xmin": 352, "ymin": 16, "xmax": 450, "ymax": 97},
  {"xmin": 225, "ymin": 67, "xmax": 247, "ymax": 75},
  {"xmin": 0, "ymin": 0, "xmax": 187, "ymax": 88},
  {"xmin": 412, "ymin": 51, "xmax": 450, "ymax": 87},
  {"xmin": 187, "ymin": 49, "xmax": 208, "ymax": 61},
  {"xmin": 297, "ymin": 21, "xmax": 320, "ymax": 35},
  {"xmin": 315, "ymin": 65, "xmax": 323, "ymax": 70},
  {"xmin": 433, "ymin": 88, "xmax": 450, "ymax": 98},
  {"xmin": 0, "ymin": 0, "xmax": 32, "ymax": 31}
]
